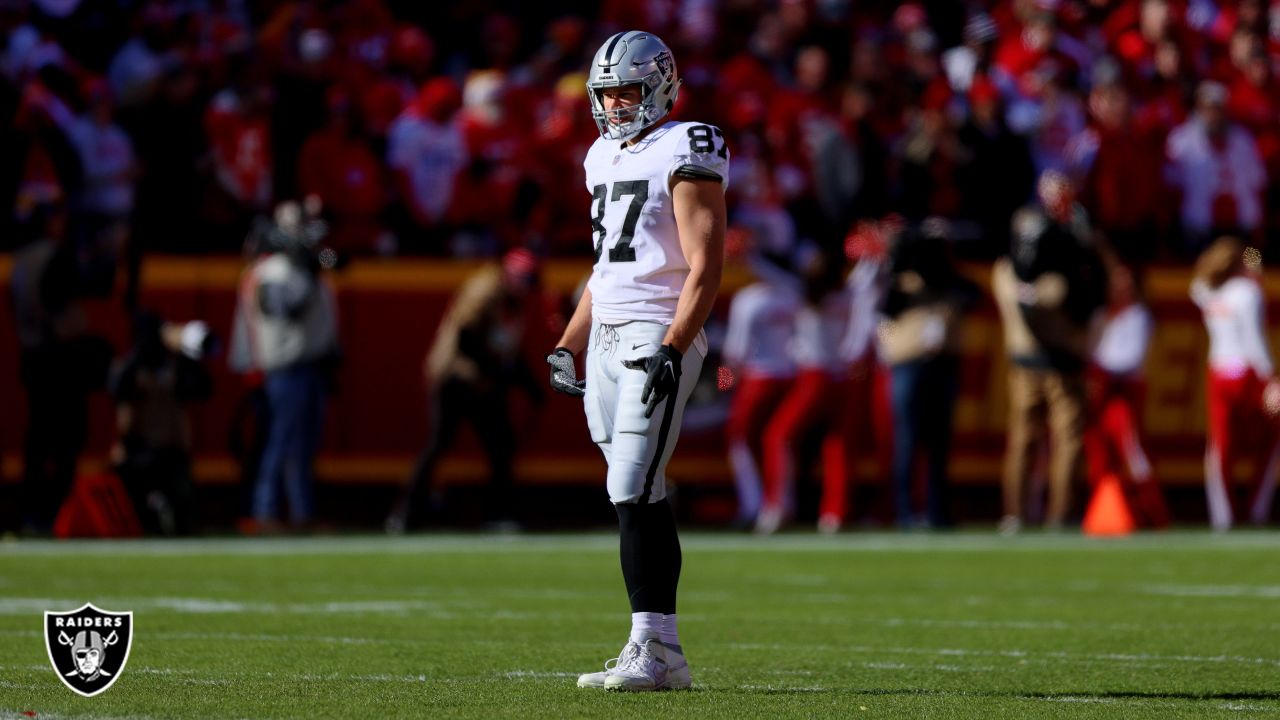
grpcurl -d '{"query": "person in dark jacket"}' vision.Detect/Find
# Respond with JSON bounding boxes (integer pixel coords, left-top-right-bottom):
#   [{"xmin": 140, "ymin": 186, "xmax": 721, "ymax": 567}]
[
  {"xmin": 386, "ymin": 248, "xmax": 545, "ymax": 532},
  {"xmin": 10, "ymin": 199, "xmax": 113, "ymax": 534},
  {"xmin": 992, "ymin": 172, "xmax": 1108, "ymax": 532},
  {"xmin": 878, "ymin": 220, "xmax": 979, "ymax": 528}
]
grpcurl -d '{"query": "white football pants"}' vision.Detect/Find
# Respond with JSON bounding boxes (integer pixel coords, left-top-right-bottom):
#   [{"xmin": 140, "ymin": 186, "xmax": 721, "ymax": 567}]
[{"xmin": 584, "ymin": 319, "xmax": 706, "ymax": 504}]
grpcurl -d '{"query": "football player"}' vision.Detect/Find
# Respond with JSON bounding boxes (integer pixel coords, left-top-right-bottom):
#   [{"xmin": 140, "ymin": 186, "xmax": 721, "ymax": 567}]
[
  {"xmin": 546, "ymin": 31, "xmax": 728, "ymax": 691},
  {"xmin": 722, "ymin": 262, "xmax": 800, "ymax": 528},
  {"xmin": 1084, "ymin": 263, "xmax": 1169, "ymax": 528},
  {"xmin": 1191, "ymin": 238, "xmax": 1280, "ymax": 529}
]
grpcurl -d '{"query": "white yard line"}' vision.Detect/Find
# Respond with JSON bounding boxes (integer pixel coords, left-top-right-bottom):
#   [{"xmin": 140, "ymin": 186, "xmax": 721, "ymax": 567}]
[
  {"xmin": 2, "ymin": 600, "xmax": 1273, "ymax": 637},
  {"xmin": 737, "ymin": 684, "xmax": 827, "ymax": 692},
  {"xmin": 0, "ymin": 707, "xmax": 171, "ymax": 712},
  {"xmin": 4, "ymin": 531, "xmax": 1280, "ymax": 558},
  {"xmin": 0, "ymin": 628, "xmax": 621, "ymax": 649},
  {"xmin": 0, "ymin": 597, "xmax": 452, "ymax": 616},
  {"xmin": 0, "ymin": 596, "xmax": 631, "ymax": 626},
  {"xmin": 1140, "ymin": 583, "xmax": 1280, "ymax": 599},
  {"xmin": 725, "ymin": 642, "xmax": 1280, "ymax": 667},
  {"xmin": 500, "ymin": 671, "xmax": 578, "ymax": 679},
  {"xmin": 9, "ymin": 636, "xmax": 1278, "ymax": 672},
  {"xmin": 1025, "ymin": 695, "xmax": 1280, "ymax": 714}
]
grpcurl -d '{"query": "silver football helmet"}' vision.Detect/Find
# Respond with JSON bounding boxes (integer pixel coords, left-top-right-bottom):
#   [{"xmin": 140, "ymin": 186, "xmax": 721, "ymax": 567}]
[{"xmin": 586, "ymin": 31, "xmax": 681, "ymax": 141}]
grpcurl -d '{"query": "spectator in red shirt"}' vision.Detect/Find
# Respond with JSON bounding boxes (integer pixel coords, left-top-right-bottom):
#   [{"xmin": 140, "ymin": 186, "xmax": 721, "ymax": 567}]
[
  {"xmin": 202, "ymin": 71, "xmax": 273, "ymax": 249},
  {"xmin": 528, "ymin": 73, "xmax": 596, "ymax": 256},
  {"xmin": 451, "ymin": 70, "xmax": 537, "ymax": 255},
  {"xmin": 1107, "ymin": 0, "xmax": 1181, "ymax": 85},
  {"xmin": 1211, "ymin": 27, "xmax": 1264, "ymax": 84},
  {"xmin": 389, "ymin": 25, "xmax": 436, "ymax": 90},
  {"xmin": 1226, "ymin": 46, "xmax": 1280, "ymax": 244},
  {"xmin": 1070, "ymin": 82, "xmax": 1166, "ymax": 260},
  {"xmin": 297, "ymin": 91, "xmax": 388, "ymax": 255},
  {"xmin": 1226, "ymin": 46, "xmax": 1280, "ymax": 161},
  {"xmin": 766, "ymin": 45, "xmax": 841, "ymax": 240},
  {"xmin": 385, "ymin": 77, "xmax": 466, "ymax": 252},
  {"xmin": 993, "ymin": 11, "xmax": 1062, "ymax": 85},
  {"xmin": 766, "ymin": 45, "xmax": 836, "ymax": 177},
  {"xmin": 1132, "ymin": 37, "xmax": 1192, "ymax": 135}
]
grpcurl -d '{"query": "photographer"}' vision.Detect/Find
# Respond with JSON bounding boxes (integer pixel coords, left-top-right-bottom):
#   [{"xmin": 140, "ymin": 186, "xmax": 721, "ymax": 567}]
[
  {"xmin": 385, "ymin": 248, "xmax": 544, "ymax": 533},
  {"xmin": 109, "ymin": 313, "xmax": 214, "ymax": 535},
  {"xmin": 229, "ymin": 200, "xmax": 339, "ymax": 532}
]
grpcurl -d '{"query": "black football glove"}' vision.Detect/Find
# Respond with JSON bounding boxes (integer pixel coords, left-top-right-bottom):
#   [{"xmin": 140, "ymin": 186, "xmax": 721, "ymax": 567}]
[
  {"xmin": 624, "ymin": 344, "xmax": 682, "ymax": 419},
  {"xmin": 546, "ymin": 347, "xmax": 585, "ymax": 397}
]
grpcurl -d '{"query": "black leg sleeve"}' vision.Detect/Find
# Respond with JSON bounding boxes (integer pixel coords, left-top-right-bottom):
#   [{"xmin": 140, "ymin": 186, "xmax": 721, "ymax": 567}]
[{"xmin": 615, "ymin": 498, "xmax": 682, "ymax": 614}]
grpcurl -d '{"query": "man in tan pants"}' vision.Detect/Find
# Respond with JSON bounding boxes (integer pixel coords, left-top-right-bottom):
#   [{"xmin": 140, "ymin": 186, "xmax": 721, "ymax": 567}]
[{"xmin": 992, "ymin": 185, "xmax": 1106, "ymax": 532}]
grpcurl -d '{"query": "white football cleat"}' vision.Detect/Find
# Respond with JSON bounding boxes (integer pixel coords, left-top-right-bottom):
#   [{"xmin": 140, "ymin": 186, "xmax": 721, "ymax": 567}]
[
  {"xmin": 604, "ymin": 638, "xmax": 691, "ymax": 691},
  {"xmin": 577, "ymin": 642, "xmax": 637, "ymax": 689},
  {"xmin": 663, "ymin": 644, "xmax": 692, "ymax": 690},
  {"xmin": 997, "ymin": 514, "xmax": 1023, "ymax": 536},
  {"xmin": 817, "ymin": 513, "xmax": 842, "ymax": 535},
  {"xmin": 754, "ymin": 505, "xmax": 785, "ymax": 535}
]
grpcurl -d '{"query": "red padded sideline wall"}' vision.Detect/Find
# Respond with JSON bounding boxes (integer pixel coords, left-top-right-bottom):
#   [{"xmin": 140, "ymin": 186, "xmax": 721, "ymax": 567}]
[{"xmin": 1, "ymin": 256, "xmax": 1277, "ymax": 490}]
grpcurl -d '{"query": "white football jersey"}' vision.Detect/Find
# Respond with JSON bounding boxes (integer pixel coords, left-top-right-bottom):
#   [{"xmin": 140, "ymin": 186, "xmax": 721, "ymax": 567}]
[
  {"xmin": 1191, "ymin": 276, "xmax": 1274, "ymax": 377},
  {"xmin": 1092, "ymin": 303, "xmax": 1152, "ymax": 376},
  {"xmin": 584, "ymin": 120, "xmax": 730, "ymax": 324},
  {"xmin": 839, "ymin": 258, "xmax": 888, "ymax": 363},
  {"xmin": 723, "ymin": 281, "xmax": 800, "ymax": 378},
  {"xmin": 791, "ymin": 288, "xmax": 853, "ymax": 374}
]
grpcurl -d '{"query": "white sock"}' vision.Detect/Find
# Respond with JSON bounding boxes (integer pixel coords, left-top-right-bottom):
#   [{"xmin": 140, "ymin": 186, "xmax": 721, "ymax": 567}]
[
  {"xmin": 630, "ymin": 612, "xmax": 663, "ymax": 644},
  {"xmin": 660, "ymin": 613, "xmax": 680, "ymax": 649}
]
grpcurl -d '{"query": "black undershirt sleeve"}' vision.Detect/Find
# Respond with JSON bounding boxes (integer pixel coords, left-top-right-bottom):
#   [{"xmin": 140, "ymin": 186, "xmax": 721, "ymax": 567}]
[{"xmin": 671, "ymin": 164, "xmax": 723, "ymax": 183}]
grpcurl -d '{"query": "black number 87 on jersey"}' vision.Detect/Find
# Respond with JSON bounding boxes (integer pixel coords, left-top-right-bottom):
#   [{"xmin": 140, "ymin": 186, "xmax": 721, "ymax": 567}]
[
  {"xmin": 687, "ymin": 125, "xmax": 727, "ymax": 159},
  {"xmin": 591, "ymin": 180, "xmax": 648, "ymax": 263},
  {"xmin": 590, "ymin": 126, "xmax": 723, "ymax": 264}
]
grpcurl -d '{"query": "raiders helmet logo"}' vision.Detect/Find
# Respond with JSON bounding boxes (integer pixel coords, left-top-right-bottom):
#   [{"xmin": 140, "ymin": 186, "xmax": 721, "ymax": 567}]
[
  {"xmin": 44, "ymin": 603, "xmax": 133, "ymax": 697},
  {"xmin": 653, "ymin": 51, "xmax": 674, "ymax": 82}
]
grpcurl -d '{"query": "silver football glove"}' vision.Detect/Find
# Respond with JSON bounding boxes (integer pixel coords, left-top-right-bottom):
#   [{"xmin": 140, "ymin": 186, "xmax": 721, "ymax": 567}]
[{"xmin": 547, "ymin": 347, "xmax": 585, "ymax": 397}]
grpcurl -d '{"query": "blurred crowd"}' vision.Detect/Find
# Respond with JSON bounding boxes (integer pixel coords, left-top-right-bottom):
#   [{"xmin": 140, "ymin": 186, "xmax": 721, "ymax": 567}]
[
  {"xmin": 8, "ymin": 0, "xmax": 1280, "ymax": 534},
  {"xmin": 7, "ymin": 0, "xmax": 1280, "ymax": 263}
]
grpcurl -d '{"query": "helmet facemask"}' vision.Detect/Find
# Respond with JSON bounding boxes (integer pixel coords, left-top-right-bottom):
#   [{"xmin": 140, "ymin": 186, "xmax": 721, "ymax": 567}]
[
  {"xmin": 586, "ymin": 32, "xmax": 681, "ymax": 142},
  {"xmin": 589, "ymin": 75, "xmax": 671, "ymax": 141}
]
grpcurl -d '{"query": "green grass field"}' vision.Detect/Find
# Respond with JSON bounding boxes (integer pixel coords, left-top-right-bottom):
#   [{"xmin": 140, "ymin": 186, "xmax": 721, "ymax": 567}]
[{"xmin": 2, "ymin": 531, "xmax": 1280, "ymax": 719}]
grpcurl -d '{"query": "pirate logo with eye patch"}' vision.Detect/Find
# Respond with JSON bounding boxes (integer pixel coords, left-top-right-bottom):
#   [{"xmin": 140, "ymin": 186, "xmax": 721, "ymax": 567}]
[{"xmin": 45, "ymin": 603, "xmax": 133, "ymax": 697}]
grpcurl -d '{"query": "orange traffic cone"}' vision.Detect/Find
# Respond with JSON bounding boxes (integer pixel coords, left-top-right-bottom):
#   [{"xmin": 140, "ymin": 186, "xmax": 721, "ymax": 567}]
[{"xmin": 1082, "ymin": 473, "xmax": 1136, "ymax": 536}]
